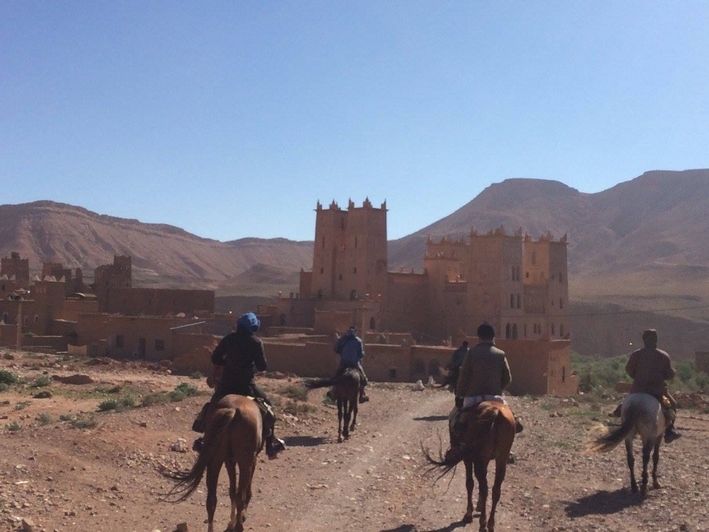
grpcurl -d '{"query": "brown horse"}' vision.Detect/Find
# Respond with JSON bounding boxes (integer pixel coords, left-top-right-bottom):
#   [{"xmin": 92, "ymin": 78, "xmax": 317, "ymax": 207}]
[
  {"xmin": 586, "ymin": 392, "xmax": 667, "ymax": 498},
  {"xmin": 305, "ymin": 368, "xmax": 360, "ymax": 442},
  {"xmin": 424, "ymin": 401, "xmax": 516, "ymax": 532},
  {"xmin": 161, "ymin": 394, "xmax": 263, "ymax": 532}
]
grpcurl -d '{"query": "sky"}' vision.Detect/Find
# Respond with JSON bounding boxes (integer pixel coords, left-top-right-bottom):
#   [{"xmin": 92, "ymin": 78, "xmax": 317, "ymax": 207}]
[{"xmin": 2, "ymin": 2, "xmax": 709, "ymax": 242}]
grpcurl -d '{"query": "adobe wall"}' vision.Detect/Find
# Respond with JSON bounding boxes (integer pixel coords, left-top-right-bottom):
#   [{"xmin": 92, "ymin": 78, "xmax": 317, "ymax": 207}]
[
  {"xmin": 76, "ymin": 314, "xmax": 197, "ymax": 360},
  {"xmin": 0, "ymin": 324, "xmax": 17, "ymax": 348},
  {"xmin": 262, "ymin": 340, "xmax": 335, "ymax": 378},
  {"xmin": 410, "ymin": 345, "xmax": 454, "ymax": 382},
  {"xmin": 106, "ymin": 287, "xmax": 215, "ymax": 316},
  {"xmin": 58, "ymin": 299, "xmax": 100, "ymax": 322},
  {"xmin": 497, "ymin": 338, "xmax": 576, "ymax": 396}
]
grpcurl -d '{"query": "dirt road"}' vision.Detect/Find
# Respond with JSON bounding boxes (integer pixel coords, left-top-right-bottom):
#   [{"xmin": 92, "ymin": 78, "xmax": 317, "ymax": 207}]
[{"xmin": 2, "ymin": 352, "xmax": 709, "ymax": 532}]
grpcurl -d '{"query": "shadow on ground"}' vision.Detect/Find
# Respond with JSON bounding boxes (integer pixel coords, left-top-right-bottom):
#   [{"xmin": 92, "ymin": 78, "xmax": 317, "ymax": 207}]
[
  {"xmin": 283, "ymin": 435, "xmax": 328, "ymax": 447},
  {"xmin": 413, "ymin": 415, "xmax": 448, "ymax": 422},
  {"xmin": 564, "ymin": 488, "xmax": 643, "ymax": 517},
  {"xmin": 380, "ymin": 521, "xmax": 469, "ymax": 532}
]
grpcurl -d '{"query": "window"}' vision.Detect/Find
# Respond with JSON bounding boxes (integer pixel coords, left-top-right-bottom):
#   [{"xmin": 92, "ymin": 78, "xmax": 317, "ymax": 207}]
[
  {"xmin": 512, "ymin": 324, "xmax": 518, "ymax": 339},
  {"xmin": 516, "ymin": 293, "xmax": 521, "ymax": 309},
  {"xmin": 551, "ymin": 323, "xmax": 556, "ymax": 336},
  {"xmin": 34, "ymin": 315, "xmax": 39, "ymax": 323},
  {"xmin": 505, "ymin": 323, "xmax": 511, "ymax": 339},
  {"xmin": 559, "ymin": 298, "xmax": 564, "ymax": 309},
  {"xmin": 559, "ymin": 272, "xmax": 563, "ymax": 283},
  {"xmin": 338, "ymin": 274, "xmax": 343, "ymax": 281},
  {"xmin": 510, "ymin": 294, "xmax": 515, "ymax": 308},
  {"xmin": 353, "ymin": 267, "xmax": 357, "ymax": 274},
  {"xmin": 560, "ymin": 324, "xmax": 565, "ymax": 337},
  {"xmin": 155, "ymin": 339, "xmax": 165, "ymax": 351},
  {"xmin": 562, "ymin": 366, "xmax": 566, "ymax": 383},
  {"xmin": 355, "ymin": 237, "xmax": 358, "ymax": 248},
  {"xmin": 116, "ymin": 335, "xmax": 125, "ymax": 348},
  {"xmin": 320, "ymin": 267, "xmax": 324, "ymax": 274}
]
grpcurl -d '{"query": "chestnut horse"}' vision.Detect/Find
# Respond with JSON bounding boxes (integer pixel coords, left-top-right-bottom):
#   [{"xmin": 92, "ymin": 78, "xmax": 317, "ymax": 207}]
[
  {"xmin": 161, "ymin": 394, "xmax": 263, "ymax": 532},
  {"xmin": 424, "ymin": 401, "xmax": 516, "ymax": 532},
  {"xmin": 586, "ymin": 392, "xmax": 667, "ymax": 498},
  {"xmin": 305, "ymin": 368, "xmax": 360, "ymax": 442}
]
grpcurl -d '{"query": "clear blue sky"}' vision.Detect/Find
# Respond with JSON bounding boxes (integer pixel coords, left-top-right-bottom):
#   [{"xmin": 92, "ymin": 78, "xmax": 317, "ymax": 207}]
[{"xmin": 2, "ymin": 2, "xmax": 708, "ymax": 242}]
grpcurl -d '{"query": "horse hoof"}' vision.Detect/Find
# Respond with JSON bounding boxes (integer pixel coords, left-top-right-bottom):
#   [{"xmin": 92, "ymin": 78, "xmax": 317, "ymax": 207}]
[
  {"xmin": 631, "ymin": 484, "xmax": 638, "ymax": 493},
  {"xmin": 337, "ymin": 437, "xmax": 343, "ymax": 443},
  {"xmin": 653, "ymin": 481, "xmax": 661, "ymax": 490},
  {"xmin": 463, "ymin": 514, "xmax": 473, "ymax": 524}
]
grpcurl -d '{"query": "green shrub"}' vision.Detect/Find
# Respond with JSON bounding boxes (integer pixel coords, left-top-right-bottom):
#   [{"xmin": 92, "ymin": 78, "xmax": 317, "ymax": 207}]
[
  {"xmin": 6, "ymin": 421, "xmax": 22, "ymax": 432},
  {"xmin": 37, "ymin": 413, "xmax": 52, "ymax": 425},
  {"xmin": 15, "ymin": 402, "xmax": 29, "ymax": 411},
  {"xmin": 68, "ymin": 415, "xmax": 98, "ymax": 430},
  {"xmin": 141, "ymin": 392, "xmax": 170, "ymax": 407},
  {"xmin": 59, "ymin": 414, "xmax": 73, "ymax": 422},
  {"xmin": 190, "ymin": 371, "xmax": 204, "ymax": 380},
  {"xmin": 282, "ymin": 385, "xmax": 309, "ymax": 402},
  {"xmin": 98, "ymin": 399, "xmax": 119, "ymax": 411},
  {"xmin": 174, "ymin": 383, "xmax": 199, "ymax": 397},
  {"xmin": 32, "ymin": 375, "xmax": 52, "ymax": 388},
  {"xmin": 0, "ymin": 370, "xmax": 18, "ymax": 385},
  {"xmin": 0, "ymin": 383, "xmax": 9, "ymax": 393}
]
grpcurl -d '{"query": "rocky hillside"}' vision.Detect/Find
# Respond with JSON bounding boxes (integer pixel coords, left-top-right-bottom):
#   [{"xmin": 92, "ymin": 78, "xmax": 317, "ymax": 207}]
[{"xmin": 0, "ymin": 201, "xmax": 312, "ymax": 291}]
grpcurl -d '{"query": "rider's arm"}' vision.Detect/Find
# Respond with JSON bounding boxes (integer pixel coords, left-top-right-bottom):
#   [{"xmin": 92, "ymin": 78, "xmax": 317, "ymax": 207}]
[
  {"xmin": 625, "ymin": 353, "xmax": 637, "ymax": 379},
  {"xmin": 253, "ymin": 339, "xmax": 268, "ymax": 372},
  {"xmin": 211, "ymin": 335, "xmax": 230, "ymax": 366},
  {"xmin": 501, "ymin": 357, "xmax": 511, "ymax": 391}
]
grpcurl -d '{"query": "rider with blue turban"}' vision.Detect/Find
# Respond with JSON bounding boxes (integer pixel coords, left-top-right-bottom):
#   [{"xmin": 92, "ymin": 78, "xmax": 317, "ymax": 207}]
[{"xmin": 192, "ymin": 312, "xmax": 286, "ymax": 458}]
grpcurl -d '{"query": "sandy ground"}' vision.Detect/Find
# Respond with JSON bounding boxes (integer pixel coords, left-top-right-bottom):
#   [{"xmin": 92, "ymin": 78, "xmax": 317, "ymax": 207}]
[{"xmin": 1, "ymin": 350, "xmax": 709, "ymax": 532}]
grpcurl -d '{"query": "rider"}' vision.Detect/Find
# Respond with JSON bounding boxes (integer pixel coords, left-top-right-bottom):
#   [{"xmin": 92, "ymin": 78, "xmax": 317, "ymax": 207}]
[
  {"xmin": 626, "ymin": 329, "xmax": 681, "ymax": 443},
  {"xmin": 192, "ymin": 312, "xmax": 286, "ymax": 458},
  {"xmin": 445, "ymin": 340, "xmax": 469, "ymax": 388},
  {"xmin": 446, "ymin": 323, "xmax": 523, "ymax": 460},
  {"xmin": 330, "ymin": 326, "xmax": 369, "ymax": 403}
]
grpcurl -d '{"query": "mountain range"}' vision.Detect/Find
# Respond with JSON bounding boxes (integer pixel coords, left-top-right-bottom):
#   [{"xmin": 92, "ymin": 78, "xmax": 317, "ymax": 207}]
[{"xmin": 3, "ymin": 169, "xmax": 709, "ymax": 358}]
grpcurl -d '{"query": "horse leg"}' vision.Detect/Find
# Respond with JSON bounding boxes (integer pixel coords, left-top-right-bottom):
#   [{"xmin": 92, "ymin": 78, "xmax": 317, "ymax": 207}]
[
  {"xmin": 640, "ymin": 439, "xmax": 653, "ymax": 498},
  {"xmin": 234, "ymin": 458, "xmax": 256, "ymax": 532},
  {"xmin": 487, "ymin": 457, "xmax": 508, "ymax": 532},
  {"xmin": 463, "ymin": 458, "xmax": 474, "ymax": 524},
  {"xmin": 652, "ymin": 439, "xmax": 662, "ymax": 490},
  {"xmin": 350, "ymin": 401, "xmax": 358, "ymax": 432},
  {"xmin": 343, "ymin": 400, "xmax": 352, "ymax": 440},
  {"xmin": 205, "ymin": 460, "xmax": 222, "ymax": 532},
  {"xmin": 225, "ymin": 458, "xmax": 238, "ymax": 532},
  {"xmin": 337, "ymin": 400, "xmax": 344, "ymax": 443},
  {"xmin": 474, "ymin": 460, "xmax": 489, "ymax": 532},
  {"xmin": 625, "ymin": 438, "xmax": 637, "ymax": 493}
]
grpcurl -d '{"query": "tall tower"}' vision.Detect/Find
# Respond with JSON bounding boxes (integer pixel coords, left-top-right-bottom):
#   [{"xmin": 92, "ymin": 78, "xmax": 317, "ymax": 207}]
[
  {"xmin": 522, "ymin": 233, "xmax": 569, "ymax": 339},
  {"xmin": 464, "ymin": 227, "xmax": 524, "ymax": 337},
  {"xmin": 310, "ymin": 198, "xmax": 388, "ymax": 302}
]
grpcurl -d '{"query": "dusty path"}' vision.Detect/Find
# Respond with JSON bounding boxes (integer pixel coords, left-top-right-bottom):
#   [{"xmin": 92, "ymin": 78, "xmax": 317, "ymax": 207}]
[{"xmin": 2, "ymin": 352, "xmax": 709, "ymax": 532}]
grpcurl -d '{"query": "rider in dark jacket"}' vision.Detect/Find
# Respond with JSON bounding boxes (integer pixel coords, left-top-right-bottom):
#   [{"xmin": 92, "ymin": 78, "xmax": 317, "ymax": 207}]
[{"xmin": 192, "ymin": 312, "xmax": 286, "ymax": 458}]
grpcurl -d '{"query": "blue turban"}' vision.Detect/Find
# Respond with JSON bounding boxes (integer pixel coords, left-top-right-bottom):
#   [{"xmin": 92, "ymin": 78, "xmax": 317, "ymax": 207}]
[{"xmin": 237, "ymin": 312, "xmax": 260, "ymax": 334}]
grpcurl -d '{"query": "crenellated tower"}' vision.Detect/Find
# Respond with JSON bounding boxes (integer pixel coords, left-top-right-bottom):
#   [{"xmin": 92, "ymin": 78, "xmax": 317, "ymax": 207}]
[{"xmin": 309, "ymin": 198, "xmax": 388, "ymax": 302}]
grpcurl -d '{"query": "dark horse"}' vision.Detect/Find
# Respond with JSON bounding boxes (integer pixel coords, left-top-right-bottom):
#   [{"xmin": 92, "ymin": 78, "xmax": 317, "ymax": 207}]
[
  {"xmin": 423, "ymin": 401, "xmax": 516, "ymax": 532},
  {"xmin": 305, "ymin": 367, "xmax": 360, "ymax": 442},
  {"xmin": 160, "ymin": 395, "xmax": 263, "ymax": 532},
  {"xmin": 586, "ymin": 392, "xmax": 667, "ymax": 498}
]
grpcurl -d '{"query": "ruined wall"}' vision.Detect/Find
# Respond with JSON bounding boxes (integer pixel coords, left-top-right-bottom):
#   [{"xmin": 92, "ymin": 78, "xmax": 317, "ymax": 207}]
[
  {"xmin": 1, "ymin": 252, "xmax": 30, "ymax": 288},
  {"xmin": 76, "ymin": 314, "xmax": 200, "ymax": 360}
]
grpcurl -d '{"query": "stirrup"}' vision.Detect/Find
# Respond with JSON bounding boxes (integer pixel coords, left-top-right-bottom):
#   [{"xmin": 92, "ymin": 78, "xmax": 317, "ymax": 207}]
[
  {"xmin": 266, "ymin": 437, "xmax": 286, "ymax": 459},
  {"xmin": 664, "ymin": 429, "xmax": 682, "ymax": 444}
]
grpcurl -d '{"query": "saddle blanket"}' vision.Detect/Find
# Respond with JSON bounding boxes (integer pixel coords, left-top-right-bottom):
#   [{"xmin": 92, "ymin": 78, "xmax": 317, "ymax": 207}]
[{"xmin": 463, "ymin": 394, "xmax": 506, "ymax": 409}]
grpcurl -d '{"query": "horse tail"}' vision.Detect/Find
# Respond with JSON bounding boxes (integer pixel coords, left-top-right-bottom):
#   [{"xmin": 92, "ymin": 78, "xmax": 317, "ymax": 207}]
[
  {"xmin": 304, "ymin": 376, "xmax": 339, "ymax": 390},
  {"xmin": 586, "ymin": 402, "xmax": 639, "ymax": 454},
  {"xmin": 305, "ymin": 370, "xmax": 358, "ymax": 390},
  {"xmin": 160, "ymin": 407, "xmax": 235, "ymax": 502},
  {"xmin": 421, "ymin": 407, "xmax": 498, "ymax": 481}
]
